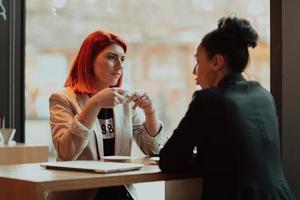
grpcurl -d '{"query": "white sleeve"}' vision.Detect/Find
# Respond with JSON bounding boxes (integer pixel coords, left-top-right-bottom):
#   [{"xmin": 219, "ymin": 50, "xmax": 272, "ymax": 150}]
[{"xmin": 132, "ymin": 107, "xmax": 164, "ymax": 155}]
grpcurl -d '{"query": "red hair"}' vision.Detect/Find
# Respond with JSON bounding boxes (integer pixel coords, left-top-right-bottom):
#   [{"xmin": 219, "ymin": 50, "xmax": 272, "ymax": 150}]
[{"xmin": 64, "ymin": 30, "xmax": 127, "ymax": 94}]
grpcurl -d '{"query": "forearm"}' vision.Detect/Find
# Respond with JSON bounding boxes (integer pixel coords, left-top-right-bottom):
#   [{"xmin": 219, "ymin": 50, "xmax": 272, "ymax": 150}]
[
  {"xmin": 159, "ymin": 129, "xmax": 193, "ymax": 172},
  {"xmin": 50, "ymin": 118, "xmax": 91, "ymax": 161},
  {"xmin": 54, "ymin": 131, "xmax": 88, "ymax": 161},
  {"xmin": 144, "ymin": 109, "xmax": 161, "ymax": 136},
  {"xmin": 77, "ymin": 97, "xmax": 101, "ymax": 129}
]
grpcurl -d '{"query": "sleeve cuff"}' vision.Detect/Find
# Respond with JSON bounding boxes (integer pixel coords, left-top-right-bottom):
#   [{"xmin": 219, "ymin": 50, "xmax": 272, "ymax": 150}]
[
  {"xmin": 143, "ymin": 121, "xmax": 164, "ymax": 137},
  {"xmin": 70, "ymin": 115, "xmax": 93, "ymax": 139}
]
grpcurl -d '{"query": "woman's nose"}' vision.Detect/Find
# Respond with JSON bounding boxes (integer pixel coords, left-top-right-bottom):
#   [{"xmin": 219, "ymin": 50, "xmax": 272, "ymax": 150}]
[
  {"xmin": 115, "ymin": 59, "xmax": 123, "ymax": 70},
  {"xmin": 193, "ymin": 64, "xmax": 197, "ymax": 75}
]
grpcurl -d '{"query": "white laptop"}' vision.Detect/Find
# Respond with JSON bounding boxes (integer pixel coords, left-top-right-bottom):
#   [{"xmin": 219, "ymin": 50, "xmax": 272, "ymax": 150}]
[{"xmin": 40, "ymin": 160, "xmax": 144, "ymax": 173}]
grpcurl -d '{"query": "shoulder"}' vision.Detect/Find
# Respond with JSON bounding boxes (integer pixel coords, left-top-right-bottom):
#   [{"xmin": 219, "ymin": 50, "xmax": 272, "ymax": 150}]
[
  {"xmin": 248, "ymin": 81, "xmax": 276, "ymax": 105},
  {"xmin": 192, "ymin": 88, "xmax": 223, "ymax": 104},
  {"xmin": 189, "ymin": 88, "xmax": 227, "ymax": 115},
  {"xmin": 233, "ymin": 80, "xmax": 273, "ymax": 100},
  {"xmin": 249, "ymin": 80, "xmax": 271, "ymax": 94},
  {"xmin": 49, "ymin": 87, "xmax": 78, "ymax": 106}
]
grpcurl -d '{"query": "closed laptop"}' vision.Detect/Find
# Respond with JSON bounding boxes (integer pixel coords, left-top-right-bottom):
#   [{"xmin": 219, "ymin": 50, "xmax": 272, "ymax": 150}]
[{"xmin": 40, "ymin": 160, "xmax": 144, "ymax": 173}]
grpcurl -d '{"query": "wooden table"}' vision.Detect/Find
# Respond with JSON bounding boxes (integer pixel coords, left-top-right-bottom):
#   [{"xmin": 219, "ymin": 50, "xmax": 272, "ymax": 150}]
[
  {"xmin": 0, "ymin": 157, "xmax": 202, "ymax": 200},
  {"xmin": 0, "ymin": 143, "xmax": 48, "ymax": 165}
]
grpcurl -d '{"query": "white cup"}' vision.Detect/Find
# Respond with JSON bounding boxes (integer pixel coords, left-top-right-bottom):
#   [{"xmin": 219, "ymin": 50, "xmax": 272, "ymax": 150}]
[
  {"xmin": 121, "ymin": 89, "xmax": 133, "ymax": 104},
  {"xmin": 0, "ymin": 128, "xmax": 16, "ymax": 144}
]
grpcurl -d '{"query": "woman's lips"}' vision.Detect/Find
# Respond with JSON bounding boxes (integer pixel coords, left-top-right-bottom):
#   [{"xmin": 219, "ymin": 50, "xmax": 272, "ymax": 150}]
[
  {"xmin": 111, "ymin": 73, "xmax": 121, "ymax": 79},
  {"xmin": 111, "ymin": 73, "xmax": 121, "ymax": 76}
]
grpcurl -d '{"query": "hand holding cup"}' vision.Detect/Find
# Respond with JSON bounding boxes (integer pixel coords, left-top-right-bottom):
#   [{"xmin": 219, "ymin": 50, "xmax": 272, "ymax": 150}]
[{"xmin": 126, "ymin": 89, "xmax": 154, "ymax": 113}]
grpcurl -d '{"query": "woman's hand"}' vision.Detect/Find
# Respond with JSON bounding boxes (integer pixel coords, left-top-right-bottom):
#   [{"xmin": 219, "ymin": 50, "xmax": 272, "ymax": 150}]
[
  {"xmin": 91, "ymin": 88, "xmax": 125, "ymax": 109},
  {"xmin": 128, "ymin": 89, "xmax": 154, "ymax": 114},
  {"xmin": 128, "ymin": 89, "xmax": 161, "ymax": 136},
  {"xmin": 77, "ymin": 88, "xmax": 126, "ymax": 129}
]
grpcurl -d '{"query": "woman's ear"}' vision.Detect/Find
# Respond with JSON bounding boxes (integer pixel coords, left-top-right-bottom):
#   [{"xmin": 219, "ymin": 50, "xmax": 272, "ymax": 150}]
[{"xmin": 212, "ymin": 54, "xmax": 225, "ymax": 71}]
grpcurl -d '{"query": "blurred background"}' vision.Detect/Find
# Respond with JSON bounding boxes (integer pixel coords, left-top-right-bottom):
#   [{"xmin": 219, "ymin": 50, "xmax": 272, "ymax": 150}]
[{"xmin": 25, "ymin": 0, "xmax": 270, "ymax": 199}]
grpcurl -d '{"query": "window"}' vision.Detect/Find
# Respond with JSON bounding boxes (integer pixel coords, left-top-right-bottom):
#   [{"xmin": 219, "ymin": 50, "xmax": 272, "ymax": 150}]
[{"xmin": 25, "ymin": 1, "xmax": 270, "ymax": 199}]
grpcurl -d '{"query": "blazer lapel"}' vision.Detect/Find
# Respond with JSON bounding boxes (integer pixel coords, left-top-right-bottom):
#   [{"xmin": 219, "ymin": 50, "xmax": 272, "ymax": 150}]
[{"xmin": 77, "ymin": 94, "xmax": 104, "ymax": 157}]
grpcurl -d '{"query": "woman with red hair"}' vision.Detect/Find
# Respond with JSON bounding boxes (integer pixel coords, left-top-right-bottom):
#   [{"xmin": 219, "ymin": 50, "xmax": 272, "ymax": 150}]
[{"xmin": 49, "ymin": 30, "xmax": 163, "ymax": 200}]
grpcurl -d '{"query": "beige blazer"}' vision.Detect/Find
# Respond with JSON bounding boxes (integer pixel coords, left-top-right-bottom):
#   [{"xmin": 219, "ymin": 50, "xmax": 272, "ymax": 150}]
[{"xmin": 48, "ymin": 87, "xmax": 163, "ymax": 200}]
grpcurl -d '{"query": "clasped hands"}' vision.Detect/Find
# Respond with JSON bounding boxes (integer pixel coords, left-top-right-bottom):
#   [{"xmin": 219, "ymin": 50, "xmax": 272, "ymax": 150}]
[{"xmin": 92, "ymin": 88, "xmax": 154, "ymax": 114}]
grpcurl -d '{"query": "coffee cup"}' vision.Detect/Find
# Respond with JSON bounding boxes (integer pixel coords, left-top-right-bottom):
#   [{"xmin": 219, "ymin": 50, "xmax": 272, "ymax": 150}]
[{"xmin": 122, "ymin": 89, "xmax": 133, "ymax": 104}]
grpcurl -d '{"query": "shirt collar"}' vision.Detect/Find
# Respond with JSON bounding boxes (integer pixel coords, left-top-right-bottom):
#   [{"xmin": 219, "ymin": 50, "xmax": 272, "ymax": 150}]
[{"xmin": 218, "ymin": 73, "xmax": 246, "ymax": 87}]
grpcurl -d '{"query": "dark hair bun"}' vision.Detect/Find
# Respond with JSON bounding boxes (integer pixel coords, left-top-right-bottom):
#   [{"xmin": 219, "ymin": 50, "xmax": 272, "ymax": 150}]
[{"xmin": 218, "ymin": 15, "xmax": 258, "ymax": 48}]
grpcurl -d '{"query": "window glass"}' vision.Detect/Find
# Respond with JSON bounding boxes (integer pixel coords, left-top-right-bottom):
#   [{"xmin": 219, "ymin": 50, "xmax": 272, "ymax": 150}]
[{"xmin": 25, "ymin": 2, "xmax": 269, "ymax": 196}]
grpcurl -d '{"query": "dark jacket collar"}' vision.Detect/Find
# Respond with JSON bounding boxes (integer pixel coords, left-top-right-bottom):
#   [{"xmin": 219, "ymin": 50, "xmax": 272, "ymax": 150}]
[{"xmin": 218, "ymin": 73, "xmax": 246, "ymax": 87}]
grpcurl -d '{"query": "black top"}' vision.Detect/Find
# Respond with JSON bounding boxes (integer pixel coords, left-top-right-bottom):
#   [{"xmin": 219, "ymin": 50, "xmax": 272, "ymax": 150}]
[
  {"xmin": 97, "ymin": 108, "xmax": 115, "ymax": 156},
  {"xmin": 159, "ymin": 73, "xmax": 295, "ymax": 200}
]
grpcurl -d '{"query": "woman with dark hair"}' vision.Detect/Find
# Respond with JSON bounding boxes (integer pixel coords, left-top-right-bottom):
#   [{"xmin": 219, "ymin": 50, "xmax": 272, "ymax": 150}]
[
  {"xmin": 49, "ymin": 30, "xmax": 163, "ymax": 200},
  {"xmin": 159, "ymin": 16, "xmax": 295, "ymax": 200}
]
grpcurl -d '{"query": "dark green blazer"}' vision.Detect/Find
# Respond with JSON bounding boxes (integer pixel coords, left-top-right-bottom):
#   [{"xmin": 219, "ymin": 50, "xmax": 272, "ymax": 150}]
[{"xmin": 159, "ymin": 73, "xmax": 295, "ymax": 200}]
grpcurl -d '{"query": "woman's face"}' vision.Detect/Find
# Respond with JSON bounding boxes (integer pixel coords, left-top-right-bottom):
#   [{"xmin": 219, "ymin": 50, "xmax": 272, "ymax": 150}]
[
  {"xmin": 193, "ymin": 46, "xmax": 219, "ymax": 89},
  {"xmin": 93, "ymin": 43, "xmax": 125, "ymax": 90}
]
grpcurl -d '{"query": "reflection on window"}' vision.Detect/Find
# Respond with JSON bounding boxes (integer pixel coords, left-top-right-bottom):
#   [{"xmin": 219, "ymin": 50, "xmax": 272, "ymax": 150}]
[{"xmin": 25, "ymin": 1, "xmax": 270, "ymax": 198}]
